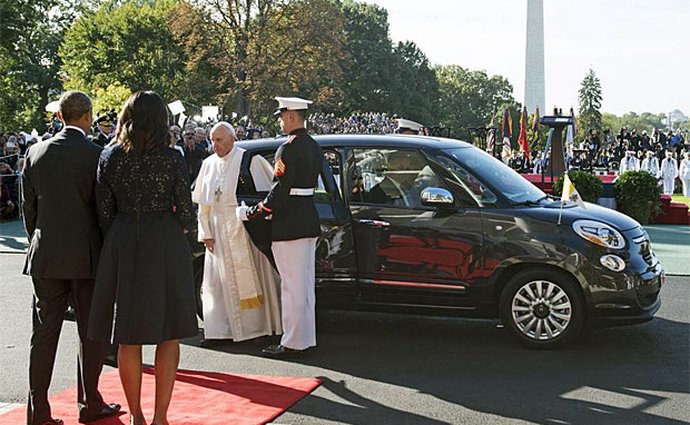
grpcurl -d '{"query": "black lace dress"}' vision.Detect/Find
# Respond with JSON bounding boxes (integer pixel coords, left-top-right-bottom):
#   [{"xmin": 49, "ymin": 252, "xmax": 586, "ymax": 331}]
[{"xmin": 88, "ymin": 145, "xmax": 198, "ymax": 344}]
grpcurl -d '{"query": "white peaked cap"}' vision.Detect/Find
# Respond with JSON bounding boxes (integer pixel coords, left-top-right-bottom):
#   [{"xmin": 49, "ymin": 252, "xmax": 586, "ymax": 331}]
[
  {"xmin": 396, "ymin": 118, "xmax": 424, "ymax": 132},
  {"xmin": 274, "ymin": 97, "xmax": 313, "ymax": 116}
]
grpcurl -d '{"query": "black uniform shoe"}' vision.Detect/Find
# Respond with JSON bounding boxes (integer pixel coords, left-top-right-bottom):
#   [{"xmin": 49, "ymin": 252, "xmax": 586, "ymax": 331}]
[
  {"xmin": 78, "ymin": 403, "xmax": 122, "ymax": 423},
  {"xmin": 63, "ymin": 306, "xmax": 76, "ymax": 322},
  {"xmin": 261, "ymin": 344, "xmax": 306, "ymax": 358}
]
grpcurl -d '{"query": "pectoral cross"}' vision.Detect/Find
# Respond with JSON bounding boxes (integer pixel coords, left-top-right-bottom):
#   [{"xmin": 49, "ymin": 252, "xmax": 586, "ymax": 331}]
[{"xmin": 214, "ymin": 186, "xmax": 222, "ymax": 202}]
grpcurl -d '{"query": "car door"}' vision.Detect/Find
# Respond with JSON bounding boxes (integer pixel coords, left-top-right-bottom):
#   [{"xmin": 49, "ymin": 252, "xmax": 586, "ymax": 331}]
[
  {"xmin": 346, "ymin": 147, "xmax": 485, "ymax": 310},
  {"xmin": 237, "ymin": 145, "xmax": 358, "ymax": 305}
]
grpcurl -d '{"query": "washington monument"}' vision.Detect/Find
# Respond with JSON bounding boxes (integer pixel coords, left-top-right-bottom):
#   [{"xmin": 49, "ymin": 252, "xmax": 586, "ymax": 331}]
[{"xmin": 524, "ymin": 0, "xmax": 545, "ymax": 113}]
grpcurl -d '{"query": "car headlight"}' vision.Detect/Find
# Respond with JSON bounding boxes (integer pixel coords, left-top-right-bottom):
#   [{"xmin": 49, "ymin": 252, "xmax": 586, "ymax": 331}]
[{"xmin": 572, "ymin": 220, "xmax": 626, "ymax": 249}]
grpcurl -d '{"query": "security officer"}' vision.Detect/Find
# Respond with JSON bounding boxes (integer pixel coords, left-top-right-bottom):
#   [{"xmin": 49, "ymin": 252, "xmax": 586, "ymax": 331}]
[
  {"xmin": 396, "ymin": 118, "xmax": 424, "ymax": 135},
  {"xmin": 236, "ymin": 97, "xmax": 322, "ymax": 357},
  {"xmin": 92, "ymin": 111, "xmax": 116, "ymax": 147}
]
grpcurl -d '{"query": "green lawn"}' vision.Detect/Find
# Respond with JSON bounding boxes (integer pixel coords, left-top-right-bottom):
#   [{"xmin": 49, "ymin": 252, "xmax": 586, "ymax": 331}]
[{"xmin": 672, "ymin": 194, "xmax": 690, "ymax": 207}]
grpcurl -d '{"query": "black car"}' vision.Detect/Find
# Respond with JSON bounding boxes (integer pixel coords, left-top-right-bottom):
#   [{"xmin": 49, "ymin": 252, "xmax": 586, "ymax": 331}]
[{"xmin": 190, "ymin": 134, "xmax": 664, "ymax": 348}]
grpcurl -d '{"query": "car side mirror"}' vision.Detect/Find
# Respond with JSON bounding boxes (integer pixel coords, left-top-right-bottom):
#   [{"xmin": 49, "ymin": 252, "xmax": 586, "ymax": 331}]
[{"xmin": 421, "ymin": 187, "xmax": 454, "ymax": 208}]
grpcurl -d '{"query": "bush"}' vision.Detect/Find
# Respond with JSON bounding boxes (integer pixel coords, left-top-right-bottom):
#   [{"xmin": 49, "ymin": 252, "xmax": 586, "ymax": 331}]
[
  {"xmin": 552, "ymin": 170, "xmax": 603, "ymax": 203},
  {"xmin": 614, "ymin": 171, "xmax": 661, "ymax": 225}
]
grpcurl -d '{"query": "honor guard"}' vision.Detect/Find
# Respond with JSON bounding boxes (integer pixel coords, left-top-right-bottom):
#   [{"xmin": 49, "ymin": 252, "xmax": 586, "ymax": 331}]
[
  {"xmin": 396, "ymin": 118, "xmax": 424, "ymax": 135},
  {"xmin": 236, "ymin": 96, "xmax": 323, "ymax": 357}
]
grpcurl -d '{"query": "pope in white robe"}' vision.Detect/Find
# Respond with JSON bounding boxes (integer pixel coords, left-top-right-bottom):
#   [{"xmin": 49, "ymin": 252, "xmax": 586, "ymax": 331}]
[{"xmin": 192, "ymin": 122, "xmax": 282, "ymax": 341}]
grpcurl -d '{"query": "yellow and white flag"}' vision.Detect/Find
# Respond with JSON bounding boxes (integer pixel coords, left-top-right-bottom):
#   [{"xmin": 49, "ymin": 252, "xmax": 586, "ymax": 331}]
[{"xmin": 561, "ymin": 174, "xmax": 586, "ymax": 208}]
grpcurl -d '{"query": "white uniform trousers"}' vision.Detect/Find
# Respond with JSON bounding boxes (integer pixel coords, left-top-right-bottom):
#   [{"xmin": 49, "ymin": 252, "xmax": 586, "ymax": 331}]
[{"xmin": 272, "ymin": 237, "xmax": 317, "ymax": 350}]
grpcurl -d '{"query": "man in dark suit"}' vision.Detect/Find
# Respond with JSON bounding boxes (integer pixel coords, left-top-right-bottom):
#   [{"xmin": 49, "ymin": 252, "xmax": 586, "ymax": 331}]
[{"xmin": 22, "ymin": 91, "xmax": 120, "ymax": 425}]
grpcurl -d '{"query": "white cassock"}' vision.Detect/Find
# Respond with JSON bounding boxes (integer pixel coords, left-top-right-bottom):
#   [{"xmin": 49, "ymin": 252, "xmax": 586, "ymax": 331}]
[
  {"xmin": 660, "ymin": 157, "xmax": 679, "ymax": 195},
  {"xmin": 192, "ymin": 147, "xmax": 282, "ymax": 341},
  {"xmin": 640, "ymin": 157, "xmax": 660, "ymax": 177},
  {"xmin": 679, "ymin": 159, "xmax": 690, "ymax": 197},
  {"xmin": 619, "ymin": 156, "xmax": 639, "ymax": 174}
]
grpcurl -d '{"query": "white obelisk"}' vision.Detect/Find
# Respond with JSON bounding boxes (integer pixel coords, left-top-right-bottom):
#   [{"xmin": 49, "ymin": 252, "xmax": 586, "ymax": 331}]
[{"xmin": 524, "ymin": 0, "xmax": 545, "ymax": 113}]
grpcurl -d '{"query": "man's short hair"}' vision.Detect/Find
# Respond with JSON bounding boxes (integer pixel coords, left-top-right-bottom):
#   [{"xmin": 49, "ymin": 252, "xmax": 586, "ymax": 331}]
[{"xmin": 59, "ymin": 91, "xmax": 92, "ymax": 122}]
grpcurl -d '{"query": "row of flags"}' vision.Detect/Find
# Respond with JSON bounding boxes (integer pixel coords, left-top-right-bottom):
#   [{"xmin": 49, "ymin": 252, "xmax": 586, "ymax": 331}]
[{"xmin": 488, "ymin": 106, "xmax": 577, "ymax": 158}]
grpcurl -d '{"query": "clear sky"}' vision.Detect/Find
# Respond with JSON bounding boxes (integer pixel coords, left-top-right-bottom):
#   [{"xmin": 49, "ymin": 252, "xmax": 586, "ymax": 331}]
[{"xmin": 366, "ymin": 0, "xmax": 689, "ymax": 116}]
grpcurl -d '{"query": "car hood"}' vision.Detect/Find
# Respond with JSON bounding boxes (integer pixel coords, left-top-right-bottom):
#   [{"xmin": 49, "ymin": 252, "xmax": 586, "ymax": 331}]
[{"xmin": 524, "ymin": 201, "xmax": 641, "ymax": 231}]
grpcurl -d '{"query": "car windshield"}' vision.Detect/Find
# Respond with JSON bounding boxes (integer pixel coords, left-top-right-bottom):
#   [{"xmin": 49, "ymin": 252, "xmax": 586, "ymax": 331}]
[{"xmin": 444, "ymin": 147, "xmax": 546, "ymax": 204}]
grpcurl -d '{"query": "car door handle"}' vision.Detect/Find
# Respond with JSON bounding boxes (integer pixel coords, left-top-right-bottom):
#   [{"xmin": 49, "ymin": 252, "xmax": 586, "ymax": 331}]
[{"xmin": 357, "ymin": 219, "xmax": 391, "ymax": 228}]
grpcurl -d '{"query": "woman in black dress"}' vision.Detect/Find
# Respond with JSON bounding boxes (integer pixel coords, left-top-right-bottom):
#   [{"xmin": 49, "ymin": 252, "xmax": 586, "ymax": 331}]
[{"xmin": 89, "ymin": 91, "xmax": 197, "ymax": 425}]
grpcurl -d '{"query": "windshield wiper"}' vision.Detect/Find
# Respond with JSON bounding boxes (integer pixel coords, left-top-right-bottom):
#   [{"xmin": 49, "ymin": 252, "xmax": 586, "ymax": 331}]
[{"xmin": 512, "ymin": 199, "xmax": 543, "ymax": 207}]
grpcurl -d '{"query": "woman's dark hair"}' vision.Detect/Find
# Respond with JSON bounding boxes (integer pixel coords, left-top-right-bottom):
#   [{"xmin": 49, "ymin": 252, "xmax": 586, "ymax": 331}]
[{"xmin": 116, "ymin": 91, "xmax": 172, "ymax": 154}]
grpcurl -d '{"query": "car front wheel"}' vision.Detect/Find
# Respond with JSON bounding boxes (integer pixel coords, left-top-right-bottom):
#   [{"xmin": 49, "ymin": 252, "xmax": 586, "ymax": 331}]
[{"xmin": 499, "ymin": 268, "xmax": 585, "ymax": 348}]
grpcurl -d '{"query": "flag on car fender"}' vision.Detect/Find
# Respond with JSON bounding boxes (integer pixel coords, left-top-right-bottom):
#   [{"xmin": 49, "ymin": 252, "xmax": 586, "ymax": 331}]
[{"xmin": 561, "ymin": 173, "xmax": 586, "ymax": 208}]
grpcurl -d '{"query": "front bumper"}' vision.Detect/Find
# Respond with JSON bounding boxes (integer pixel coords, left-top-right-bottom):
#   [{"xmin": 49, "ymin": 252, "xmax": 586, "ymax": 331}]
[{"xmin": 588, "ymin": 227, "xmax": 664, "ymax": 326}]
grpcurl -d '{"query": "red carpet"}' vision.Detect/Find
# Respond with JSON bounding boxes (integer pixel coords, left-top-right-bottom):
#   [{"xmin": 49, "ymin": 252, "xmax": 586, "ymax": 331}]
[{"xmin": 1, "ymin": 369, "xmax": 321, "ymax": 425}]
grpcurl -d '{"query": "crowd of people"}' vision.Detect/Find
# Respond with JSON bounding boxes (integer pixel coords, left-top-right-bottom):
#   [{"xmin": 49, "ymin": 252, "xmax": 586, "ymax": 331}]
[
  {"xmin": 309, "ymin": 111, "xmax": 399, "ymax": 135},
  {"xmin": 500, "ymin": 126, "xmax": 690, "ymax": 196}
]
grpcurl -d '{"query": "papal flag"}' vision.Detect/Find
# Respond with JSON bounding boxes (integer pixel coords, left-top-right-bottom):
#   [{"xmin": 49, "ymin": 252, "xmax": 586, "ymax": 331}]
[{"xmin": 561, "ymin": 173, "xmax": 586, "ymax": 208}]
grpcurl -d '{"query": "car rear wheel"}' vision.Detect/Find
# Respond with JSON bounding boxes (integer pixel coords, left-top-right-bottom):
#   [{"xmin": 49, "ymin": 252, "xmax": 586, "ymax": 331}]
[{"xmin": 500, "ymin": 268, "xmax": 585, "ymax": 348}]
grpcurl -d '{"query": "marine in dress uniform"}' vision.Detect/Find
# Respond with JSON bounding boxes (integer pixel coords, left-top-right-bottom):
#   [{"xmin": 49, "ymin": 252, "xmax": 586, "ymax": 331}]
[{"xmin": 236, "ymin": 97, "xmax": 322, "ymax": 357}]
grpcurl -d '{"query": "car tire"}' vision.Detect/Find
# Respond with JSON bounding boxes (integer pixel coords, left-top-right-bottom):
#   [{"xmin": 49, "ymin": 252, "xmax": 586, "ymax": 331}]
[{"xmin": 499, "ymin": 268, "xmax": 585, "ymax": 349}]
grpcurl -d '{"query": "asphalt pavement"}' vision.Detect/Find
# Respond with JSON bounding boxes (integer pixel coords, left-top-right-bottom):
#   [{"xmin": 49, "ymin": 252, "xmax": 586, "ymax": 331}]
[{"xmin": 0, "ymin": 252, "xmax": 688, "ymax": 425}]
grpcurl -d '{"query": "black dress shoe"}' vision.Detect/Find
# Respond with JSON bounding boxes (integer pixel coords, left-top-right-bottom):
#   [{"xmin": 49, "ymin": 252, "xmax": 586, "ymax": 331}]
[
  {"xmin": 199, "ymin": 338, "xmax": 225, "ymax": 348},
  {"xmin": 40, "ymin": 419, "xmax": 63, "ymax": 425},
  {"xmin": 261, "ymin": 344, "xmax": 306, "ymax": 358},
  {"xmin": 78, "ymin": 403, "xmax": 122, "ymax": 423}
]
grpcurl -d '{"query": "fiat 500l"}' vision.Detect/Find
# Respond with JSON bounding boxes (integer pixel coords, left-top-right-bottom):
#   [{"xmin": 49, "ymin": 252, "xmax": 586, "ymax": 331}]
[{"xmin": 190, "ymin": 134, "xmax": 663, "ymax": 348}]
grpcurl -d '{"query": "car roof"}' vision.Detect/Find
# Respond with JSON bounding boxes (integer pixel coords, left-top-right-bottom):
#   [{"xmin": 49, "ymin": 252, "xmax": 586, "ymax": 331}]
[{"xmin": 236, "ymin": 134, "xmax": 474, "ymax": 151}]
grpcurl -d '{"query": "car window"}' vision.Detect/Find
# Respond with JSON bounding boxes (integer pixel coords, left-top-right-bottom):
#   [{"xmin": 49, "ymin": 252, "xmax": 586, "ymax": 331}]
[
  {"xmin": 239, "ymin": 148, "xmax": 340, "ymax": 203},
  {"xmin": 348, "ymin": 148, "xmax": 447, "ymax": 209},
  {"xmin": 446, "ymin": 147, "xmax": 545, "ymax": 204},
  {"xmin": 433, "ymin": 154, "xmax": 498, "ymax": 207}
]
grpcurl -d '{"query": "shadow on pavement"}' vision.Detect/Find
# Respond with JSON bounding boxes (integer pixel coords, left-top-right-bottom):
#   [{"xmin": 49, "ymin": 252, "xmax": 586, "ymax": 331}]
[{"xmin": 186, "ymin": 307, "xmax": 689, "ymax": 424}]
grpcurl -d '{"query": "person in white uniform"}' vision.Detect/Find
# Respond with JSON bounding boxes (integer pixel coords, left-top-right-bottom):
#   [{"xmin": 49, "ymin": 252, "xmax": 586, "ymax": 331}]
[
  {"xmin": 619, "ymin": 150, "xmax": 640, "ymax": 174},
  {"xmin": 192, "ymin": 122, "xmax": 282, "ymax": 344},
  {"xmin": 679, "ymin": 151, "xmax": 690, "ymax": 197},
  {"xmin": 640, "ymin": 150, "xmax": 660, "ymax": 177},
  {"xmin": 659, "ymin": 151, "xmax": 679, "ymax": 195},
  {"xmin": 237, "ymin": 97, "xmax": 323, "ymax": 357}
]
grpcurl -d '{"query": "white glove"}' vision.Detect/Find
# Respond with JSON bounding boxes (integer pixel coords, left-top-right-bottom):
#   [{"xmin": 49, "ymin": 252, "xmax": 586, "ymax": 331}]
[{"xmin": 235, "ymin": 201, "xmax": 249, "ymax": 221}]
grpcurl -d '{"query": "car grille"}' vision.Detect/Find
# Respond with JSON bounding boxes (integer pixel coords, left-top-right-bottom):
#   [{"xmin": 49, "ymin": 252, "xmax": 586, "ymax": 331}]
[{"xmin": 632, "ymin": 234, "xmax": 655, "ymax": 266}]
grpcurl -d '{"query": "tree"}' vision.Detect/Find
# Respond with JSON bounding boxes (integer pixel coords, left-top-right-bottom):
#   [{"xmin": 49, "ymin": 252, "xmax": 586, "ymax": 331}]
[
  {"xmin": 0, "ymin": 0, "xmax": 86, "ymax": 131},
  {"xmin": 166, "ymin": 1, "xmax": 226, "ymax": 111},
  {"xmin": 60, "ymin": 0, "xmax": 188, "ymax": 108},
  {"xmin": 388, "ymin": 41, "xmax": 439, "ymax": 125},
  {"xmin": 435, "ymin": 65, "xmax": 517, "ymax": 139},
  {"xmin": 577, "ymin": 68, "xmax": 603, "ymax": 137},
  {"xmin": 339, "ymin": 0, "xmax": 393, "ymax": 114},
  {"xmin": 199, "ymin": 0, "xmax": 346, "ymax": 125}
]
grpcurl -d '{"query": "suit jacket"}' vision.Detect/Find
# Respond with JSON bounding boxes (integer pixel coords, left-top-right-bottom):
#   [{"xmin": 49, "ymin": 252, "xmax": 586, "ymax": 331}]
[{"xmin": 22, "ymin": 127, "xmax": 103, "ymax": 278}]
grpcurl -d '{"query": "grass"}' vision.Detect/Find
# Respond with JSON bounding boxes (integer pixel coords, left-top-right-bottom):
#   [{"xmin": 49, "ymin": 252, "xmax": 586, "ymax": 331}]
[{"xmin": 672, "ymin": 194, "xmax": 690, "ymax": 207}]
